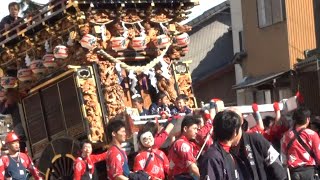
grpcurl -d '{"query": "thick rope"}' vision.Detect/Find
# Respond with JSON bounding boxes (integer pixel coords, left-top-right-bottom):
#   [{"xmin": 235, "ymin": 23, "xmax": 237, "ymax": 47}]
[{"xmin": 96, "ymin": 42, "xmax": 171, "ymax": 73}]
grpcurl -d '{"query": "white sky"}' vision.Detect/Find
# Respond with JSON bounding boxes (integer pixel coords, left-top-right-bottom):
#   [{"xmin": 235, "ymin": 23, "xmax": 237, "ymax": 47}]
[{"xmin": 0, "ymin": 0, "xmax": 226, "ymax": 24}]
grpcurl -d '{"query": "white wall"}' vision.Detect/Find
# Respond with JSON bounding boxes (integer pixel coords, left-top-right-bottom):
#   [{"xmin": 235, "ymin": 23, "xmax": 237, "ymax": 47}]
[{"xmin": 230, "ymin": 0, "xmax": 246, "ymax": 105}]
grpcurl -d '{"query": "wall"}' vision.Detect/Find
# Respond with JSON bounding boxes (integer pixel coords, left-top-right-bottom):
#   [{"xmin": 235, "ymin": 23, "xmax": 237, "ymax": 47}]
[
  {"xmin": 193, "ymin": 66, "xmax": 237, "ymax": 105},
  {"xmin": 285, "ymin": 0, "xmax": 316, "ymax": 67},
  {"xmin": 230, "ymin": 0, "xmax": 246, "ymax": 105},
  {"xmin": 241, "ymin": 0, "xmax": 290, "ymax": 77}
]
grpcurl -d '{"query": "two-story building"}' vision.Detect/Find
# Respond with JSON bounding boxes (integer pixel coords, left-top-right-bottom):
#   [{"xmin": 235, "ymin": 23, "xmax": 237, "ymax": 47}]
[
  {"xmin": 183, "ymin": 1, "xmax": 237, "ymax": 106},
  {"xmin": 232, "ymin": 0, "xmax": 317, "ymax": 104}
]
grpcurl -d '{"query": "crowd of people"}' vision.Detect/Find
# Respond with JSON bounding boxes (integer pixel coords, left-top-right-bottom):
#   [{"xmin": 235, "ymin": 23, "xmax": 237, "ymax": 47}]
[
  {"xmin": 71, "ymin": 91, "xmax": 320, "ymax": 180},
  {"xmin": 1, "ymin": 91, "xmax": 320, "ymax": 180},
  {"xmin": 0, "ymin": 2, "xmax": 319, "ymax": 180}
]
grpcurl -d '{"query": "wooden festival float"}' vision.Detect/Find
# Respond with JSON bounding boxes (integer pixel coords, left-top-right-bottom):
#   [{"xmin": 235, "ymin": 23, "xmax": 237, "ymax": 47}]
[{"xmin": 0, "ymin": 0, "xmax": 199, "ymax": 178}]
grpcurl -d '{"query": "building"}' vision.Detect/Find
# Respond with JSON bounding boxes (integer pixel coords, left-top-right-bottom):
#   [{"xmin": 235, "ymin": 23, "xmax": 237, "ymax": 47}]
[
  {"xmin": 231, "ymin": 0, "xmax": 316, "ymax": 104},
  {"xmin": 183, "ymin": 1, "xmax": 237, "ymax": 106}
]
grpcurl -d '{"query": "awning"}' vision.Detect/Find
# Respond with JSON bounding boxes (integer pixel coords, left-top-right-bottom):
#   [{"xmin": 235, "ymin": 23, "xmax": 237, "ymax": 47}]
[{"xmin": 232, "ymin": 71, "xmax": 290, "ymax": 90}]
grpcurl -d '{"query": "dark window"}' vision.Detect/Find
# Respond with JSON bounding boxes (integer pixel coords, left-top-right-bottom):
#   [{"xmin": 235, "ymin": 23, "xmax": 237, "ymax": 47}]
[
  {"xmin": 257, "ymin": 0, "xmax": 285, "ymax": 28},
  {"xmin": 239, "ymin": 31, "xmax": 244, "ymax": 51}
]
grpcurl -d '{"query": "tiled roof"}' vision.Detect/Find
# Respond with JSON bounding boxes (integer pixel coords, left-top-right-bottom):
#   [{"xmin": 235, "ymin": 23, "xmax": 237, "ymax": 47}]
[{"xmin": 181, "ymin": 1, "xmax": 233, "ymax": 82}]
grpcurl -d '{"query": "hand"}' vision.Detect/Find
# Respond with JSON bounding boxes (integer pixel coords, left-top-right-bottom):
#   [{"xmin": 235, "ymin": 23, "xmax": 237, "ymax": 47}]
[
  {"xmin": 203, "ymin": 111, "xmax": 211, "ymax": 121},
  {"xmin": 295, "ymin": 91, "xmax": 304, "ymax": 104},
  {"xmin": 252, "ymin": 103, "xmax": 259, "ymax": 112},
  {"xmin": 273, "ymin": 102, "xmax": 280, "ymax": 111}
]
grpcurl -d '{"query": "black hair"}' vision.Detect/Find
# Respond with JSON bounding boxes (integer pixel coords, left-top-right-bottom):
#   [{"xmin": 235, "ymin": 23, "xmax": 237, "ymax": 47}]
[
  {"xmin": 263, "ymin": 116, "xmax": 275, "ymax": 128},
  {"xmin": 132, "ymin": 97, "xmax": 144, "ymax": 104},
  {"xmin": 176, "ymin": 94, "xmax": 188, "ymax": 102},
  {"xmin": 310, "ymin": 116, "xmax": 320, "ymax": 134},
  {"xmin": 242, "ymin": 118, "xmax": 248, "ymax": 131},
  {"xmin": 192, "ymin": 114, "xmax": 203, "ymax": 122},
  {"xmin": 80, "ymin": 139, "xmax": 92, "ymax": 149},
  {"xmin": 106, "ymin": 120, "xmax": 126, "ymax": 143},
  {"xmin": 142, "ymin": 121, "xmax": 158, "ymax": 137},
  {"xmin": 157, "ymin": 92, "xmax": 167, "ymax": 101},
  {"xmin": 8, "ymin": 2, "xmax": 20, "ymax": 10},
  {"xmin": 181, "ymin": 115, "xmax": 201, "ymax": 133},
  {"xmin": 214, "ymin": 110, "xmax": 242, "ymax": 141},
  {"xmin": 292, "ymin": 106, "xmax": 311, "ymax": 126}
]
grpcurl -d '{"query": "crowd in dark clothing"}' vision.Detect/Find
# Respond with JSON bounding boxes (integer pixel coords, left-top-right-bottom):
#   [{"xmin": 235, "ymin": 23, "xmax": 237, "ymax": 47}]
[{"xmin": 133, "ymin": 93, "xmax": 192, "ymax": 117}]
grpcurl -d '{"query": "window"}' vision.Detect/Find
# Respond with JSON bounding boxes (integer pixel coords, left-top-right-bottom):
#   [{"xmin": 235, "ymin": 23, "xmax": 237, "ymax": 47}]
[
  {"xmin": 239, "ymin": 31, "xmax": 245, "ymax": 51},
  {"xmin": 257, "ymin": 0, "xmax": 285, "ymax": 28}
]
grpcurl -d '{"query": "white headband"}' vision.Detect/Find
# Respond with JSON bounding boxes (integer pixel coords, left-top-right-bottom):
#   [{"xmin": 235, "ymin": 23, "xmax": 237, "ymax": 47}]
[{"xmin": 140, "ymin": 131, "xmax": 153, "ymax": 143}]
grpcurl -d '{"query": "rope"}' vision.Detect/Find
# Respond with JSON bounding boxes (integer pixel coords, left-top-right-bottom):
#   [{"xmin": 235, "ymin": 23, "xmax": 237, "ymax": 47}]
[{"xmin": 96, "ymin": 42, "xmax": 171, "ymax": 73}]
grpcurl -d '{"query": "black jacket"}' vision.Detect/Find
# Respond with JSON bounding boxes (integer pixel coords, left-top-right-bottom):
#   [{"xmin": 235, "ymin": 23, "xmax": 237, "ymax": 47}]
[
  {"xmin": 0, "ymin": 15, "xmax": 22, "ymax": 30},
  {"xmin": 199, "ymin": 142, "xmax": 251, "ymax": 180},
  {"xmin": 232, "ymin": 132, "xmax": 287, "ymax": 180}
]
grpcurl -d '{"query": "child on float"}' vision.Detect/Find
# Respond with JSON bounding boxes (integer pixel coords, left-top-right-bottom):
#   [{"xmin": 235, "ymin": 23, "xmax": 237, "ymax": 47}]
[
  {"xmin": 133, "ymin": 129, "xmax": 169, "ymax": 180},
  {"xmin": 171, "ymin": 94, "xmax": 192, "ymax": 115}
]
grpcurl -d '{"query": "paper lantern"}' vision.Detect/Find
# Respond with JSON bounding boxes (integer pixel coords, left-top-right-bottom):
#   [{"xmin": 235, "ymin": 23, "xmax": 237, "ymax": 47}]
[
  {"xmin": 43, "ymin": 54, "xmax": 57, "ymax": 68},
  {"xmin": 154, "ymin": 34, "xmax": 170, "ymax": 49},
  {"xmin": 80, "ymin": 34, "xmax": 97, "ymax": 50},
  {"xmin": 175, "ymin": 33, "xmax": 190, "ymax": 47},
  {"xmin": 131, "ymin": 36, "xmax": 147, "ymax": 51},
  {"xmin": 54, "ymin": 45, "xmax": 68, "ymax": 59},
  {"xmin": 30, "ymin": 60, "xmax": 46, "ymax": 74},
  {"xmin": 111, "ymin": 37, "xmax": 128, "ymax": 51},
  {"xmin": 1, "ymin": 77, "xmax": 17, "ymax": 89},
  {"xmin": 17, "ymin": 68, "xmax": 33, "ymax": 82}
]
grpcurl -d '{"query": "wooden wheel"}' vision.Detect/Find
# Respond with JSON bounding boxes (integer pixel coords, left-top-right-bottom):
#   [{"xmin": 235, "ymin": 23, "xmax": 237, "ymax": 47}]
[
  {"xmin": 46, "ymin": 154, "xmax": 75, "ymax": 180},
  {"xmin": 37, "ymin": 138, "xmax": 80, "ymax": 180}
]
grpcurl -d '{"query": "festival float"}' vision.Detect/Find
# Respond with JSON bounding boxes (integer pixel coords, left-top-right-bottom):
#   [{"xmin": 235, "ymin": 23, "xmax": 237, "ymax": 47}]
[{"xmin": 0, "ymin": 0, "xmax": 199, "ymax": 178}]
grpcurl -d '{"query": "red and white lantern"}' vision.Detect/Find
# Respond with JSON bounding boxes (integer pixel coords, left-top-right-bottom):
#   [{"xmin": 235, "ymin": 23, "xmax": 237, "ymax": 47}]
[
  {"xmin": 54, "ymin": 45, "xmax": 68, "ymax": 59},
  {"xmin": 43, "ymin": 54, "xmax": 57, "ymax": 68},
  {"xmin": 111, "ymin": 37, "xmax": 128, "ymax": 51},
  {"xmin": 17, "ymin": 68, "xmax": 33, "ymax": 82},
  {"xmin": 1, "ymin": 76, "xmax": 17, "ymax": 89},
  {"xmin": 30, "ymin": 60, "xmax": 46, "ymax": 74},
  {"xmin": 154, "ymin": 34, "xmax": 170, "ymax": 49},
  {"xmin": 131, "ymin": 36, "xmax": 147, "ymax": 51},
  {"xmin": 80, "ymin": 34, "xmax": 97, "ymax": 50},
  {"xmin": 175, "ymin": 32, "xmax": 190, "ymax": 47}
]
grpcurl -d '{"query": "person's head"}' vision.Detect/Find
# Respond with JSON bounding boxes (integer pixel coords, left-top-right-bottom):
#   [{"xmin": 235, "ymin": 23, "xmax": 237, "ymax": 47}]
[
  {"xmin": 292, "ymin": 106, "xmax": 311, "ymax": 126},
  {"xmin": 181, "ymin": 115, "xmax": 200, "ymax": 140},
  {"xmin": 175, "ymin": 94, "xmax": 188, "ymax": 110},
  {"xmin": 214, "ymin": 110, "xmax": 242, "ymax": 146},
  {"xmin": 193, "ymin": 114, "xmax": 204, "ymax": 127},
  {"xmin": 132, "ymin": 96, "xmax": 144, "ymax": 110},
  {"xmin": 263, "ymin": 116, "xmax": 275, "ymax": 129},
  {"xmin": 80, "ymin": 139, "xmax": 92, "ymax": 158},
  {"xmin": 5, "ymin": 131, "xmax": 20, "ymax": 153},
  {"xmin": 226, "ymin": 107, "xmax": 243, "ymax": 125},
  {"xmin": 8, "ymin": 2, "xmax": 20, "ymax": 18},
  {"xmin": 142, "ymin": 121, "xmax": 158, "ymax": 137},
  {"xmin": 310, "ymin": 116, "xmax": 320, "ymax": 134},
  {"xmin": 106, "ymin": 120, "xmax": 126, "ymax": 144},
  {"xmin": 157, "ymin": 92, "xmax": 169, "ymax": 106},
  {"xmin": 242, "ymin": 118, "xmax": 249, "ymax": 132},
  {"xmin": 137, "ymin": 130, "xmax": 154, "ymax": 149}
]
